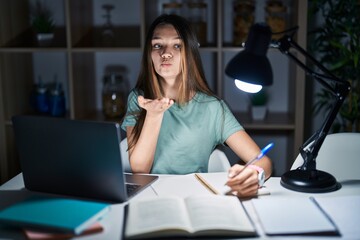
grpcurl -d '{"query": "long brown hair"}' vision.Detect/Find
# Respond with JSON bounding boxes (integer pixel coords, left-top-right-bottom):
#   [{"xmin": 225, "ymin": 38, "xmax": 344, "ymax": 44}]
[{"xmin": 128, "ymin": 14, "xmax": 217, "ymax": 149}]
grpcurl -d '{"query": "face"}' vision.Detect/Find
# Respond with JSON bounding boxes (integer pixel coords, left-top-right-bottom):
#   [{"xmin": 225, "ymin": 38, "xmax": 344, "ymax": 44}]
[{"xmin": 151, "ymin": 24, "xmax": 182, "ymax": 81}]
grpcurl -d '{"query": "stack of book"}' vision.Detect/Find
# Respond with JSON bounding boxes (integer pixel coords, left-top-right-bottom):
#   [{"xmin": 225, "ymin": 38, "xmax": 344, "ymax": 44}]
[{"xmin": 0, "ymin": 196, "xmax": 109, "ymax": 239}]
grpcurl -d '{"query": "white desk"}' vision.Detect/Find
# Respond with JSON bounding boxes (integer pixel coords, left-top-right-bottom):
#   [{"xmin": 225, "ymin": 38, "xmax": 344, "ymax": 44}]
[{"xmin": 0, "ymin": 174, "xmax": 359, "ymax": 240}]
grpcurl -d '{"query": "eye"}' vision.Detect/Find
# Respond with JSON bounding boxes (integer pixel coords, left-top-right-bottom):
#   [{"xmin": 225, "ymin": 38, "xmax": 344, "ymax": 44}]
[
  {"xmin": 174, "ymin": 44, "xmax": 182, "ymax": 50},
  {"xmin": 153, "ymin": 43, "xmax": 162, "ymax": 49}
]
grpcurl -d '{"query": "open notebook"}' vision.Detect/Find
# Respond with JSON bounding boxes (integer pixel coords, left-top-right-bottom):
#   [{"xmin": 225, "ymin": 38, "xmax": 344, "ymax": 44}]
[{"xmin": 12, "ymin": 115, "xmax": 158, "ymax": 203}]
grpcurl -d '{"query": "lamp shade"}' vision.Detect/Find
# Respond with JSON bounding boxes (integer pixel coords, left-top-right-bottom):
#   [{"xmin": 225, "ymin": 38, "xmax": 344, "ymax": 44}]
[{"xmin": 225, "ymin": 23, "xmax": 273, "ymax": 89}]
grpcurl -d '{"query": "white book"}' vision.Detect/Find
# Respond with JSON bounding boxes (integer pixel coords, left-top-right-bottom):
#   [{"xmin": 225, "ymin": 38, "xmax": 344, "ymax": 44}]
[
  {"xmin": 252, "ymin": 197, "xmax": 339, "ymax": 236},
  {"xmin": 124, "ymin": 195, "xmax": 256, "ymax": 239},
  {"xmin": 314, "ymin": 195, "xmax": 360, "ymax": 239}
]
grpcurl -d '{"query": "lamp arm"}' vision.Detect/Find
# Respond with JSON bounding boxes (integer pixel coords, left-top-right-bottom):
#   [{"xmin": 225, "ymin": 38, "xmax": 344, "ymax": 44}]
[
  {"xmin": 276, "ymin": 36, "xmax": 345, "ymax": 93},
  {"xmin": 275, "ymin": 35, "xmax": 351, "ymax": 171}
]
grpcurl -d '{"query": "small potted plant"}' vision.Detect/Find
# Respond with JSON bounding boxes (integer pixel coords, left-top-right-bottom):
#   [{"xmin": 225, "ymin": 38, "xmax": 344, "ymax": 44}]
[
  {"xmin": 249, "ymin": 89, "xmax": 268, "ymax": 120},
  {"xmin": 31, "ymin": 0, "xmax": 55, "ymax": 42}
]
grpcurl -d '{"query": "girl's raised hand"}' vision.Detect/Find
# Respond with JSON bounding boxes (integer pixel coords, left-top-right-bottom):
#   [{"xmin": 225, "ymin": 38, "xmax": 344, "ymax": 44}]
[{"xmin": 138, "ymin": 95, "xmax": 174, "ymax": 114}]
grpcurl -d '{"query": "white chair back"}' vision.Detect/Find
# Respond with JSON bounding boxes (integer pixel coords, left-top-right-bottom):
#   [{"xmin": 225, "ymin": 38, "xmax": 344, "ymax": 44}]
[
  {"xmin": 291, "ymin": 132, "xmax": 360, "ymax": 180},
  {"xmin": 208, "ymin": 149, "xmax": 231, "ymax": 172},
  {"xmin": 120, "ymin": 138, "xmax": 132, "ymax": 173}
]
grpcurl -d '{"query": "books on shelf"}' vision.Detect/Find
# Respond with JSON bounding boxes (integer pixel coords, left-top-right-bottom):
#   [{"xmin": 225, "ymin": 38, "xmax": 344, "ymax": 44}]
[
  {"xmin": 0, "ymin": 196, "xmax": 110, "ymax": 235},
  {"xmin": 124, "ymin": 195, "xmax": 257, "ymax": 239}
]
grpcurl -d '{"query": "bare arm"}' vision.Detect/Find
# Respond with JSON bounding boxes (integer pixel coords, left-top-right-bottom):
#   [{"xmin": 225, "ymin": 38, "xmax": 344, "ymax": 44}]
[
  {"xmin": 126, "ymin": 96, "xmax": 174, "ymax": 173},
  {"xmin": 225, "ymin": 130, "xmax": 273, "ymax": 197}
]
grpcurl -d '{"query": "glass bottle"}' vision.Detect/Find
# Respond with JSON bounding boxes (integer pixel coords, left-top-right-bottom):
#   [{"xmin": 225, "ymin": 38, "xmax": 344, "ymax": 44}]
[
  {"xmin": 101, "ymin": 4, "xmax": 115, "ymax": 45},
  {"xmin": 265, "ymin": 0, "xmax": 287, "ymax": 40},
  {"xmin": 49, "ymin": 81, "xmax": 65, "ymax": 117},
  {"xmin": 35, "ymin": 77, "xmax": 49, "ymax": 114},
  {"xmin": 233, "ymin": 0, "xmax": 255, "ymax": 46},
  {"xmin": 102, "ymin": 73, "xmax": 128, "ymax": 119},
  {"xmin": 187, "ymin": 0, "xmax": 207, "ymax": 46}
]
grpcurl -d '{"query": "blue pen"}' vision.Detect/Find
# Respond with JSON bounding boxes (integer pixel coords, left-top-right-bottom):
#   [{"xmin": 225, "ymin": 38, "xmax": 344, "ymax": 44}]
[
  {"xmin": 236, "ymin": 142, "xmax": 274, "ymax": 174},
  {"xmin": 244, "ymin": 143, "xmax": 274, "ymax": 168},
  {"xmin": 255, "ymin": 142, "xmax": 274, "ymax": 161}
]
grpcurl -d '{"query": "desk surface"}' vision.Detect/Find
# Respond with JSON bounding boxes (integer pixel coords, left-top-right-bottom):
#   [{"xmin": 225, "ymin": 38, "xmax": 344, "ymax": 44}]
[{"xmin": 0, "ymin": 174, "xmax": 359, "ymax": 240}]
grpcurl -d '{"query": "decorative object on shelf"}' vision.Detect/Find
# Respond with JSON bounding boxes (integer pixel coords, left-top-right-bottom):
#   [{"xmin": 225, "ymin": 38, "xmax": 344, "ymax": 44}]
[
  {"xmin": 30, "ymin": 0, "xmax": 55, "ymax": 45},
  {"xmin": 265, "ymin": 0, "xmax": 287, "ymax": 40},
  {"xmin": 249, "ymin": 89, "xmax": 268, "ymax": 120},
  {"xmin": 162, "ymin": 1, "xmax": 183, "ymax": 15},
  {"xmin": 102, "ymin": 67, "xmax": 129, "ymax": 119},
  {"xmin": 309, "ymin": 0, "xmax": 360, "ymax": 133},
  {"xmin": 30, "ymin": 76, "xmax": 66, "ymax": 117},
  {"xmin": 233, "ymin": 0, "xmax": 255, "ymax": 46},
  {"xmin": 48, "ymin": 80, "xmax": 65, "ymax": 117},
  {"xmin": 101, "ymin": 4, "xmax": 115, "ymax": 45},
  {"xmin": 225, "ymin": 23, "xmax": 351, "ymax": 193},
  {"xmin": 33, "ymin": 77, "xmax": 49, "ymax": 114},
  {"xmin": 187, "ymin": 0, "xmax": 207, "ymax": 46}
]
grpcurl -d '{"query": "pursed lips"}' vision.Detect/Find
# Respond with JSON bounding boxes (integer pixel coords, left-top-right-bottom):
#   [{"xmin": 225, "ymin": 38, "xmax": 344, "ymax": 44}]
[{"xmin": 161, "ymin": 62, "xmax": 172, "ymax": 67}]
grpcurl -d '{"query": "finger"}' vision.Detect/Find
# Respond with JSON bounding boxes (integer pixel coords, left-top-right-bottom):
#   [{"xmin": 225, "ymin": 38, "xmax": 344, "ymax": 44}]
[
  {"xmin": 236, "ymin": 187, "xmax": 258, "ymax": 198},
  {"xmin": 225, "ymin": 176, "xmax": 259, "ymax": 197},
  {"xmin": 159, "ymin": 98, "xmax": 174, "ymax": 109},
  {"xmin": 227, "ymin": 164, "xmax": 245, "ymax": 178},
  {"xmin": 228, "ymin": 171, "xmax": 258, "ymax": 189},
  {"xmin": 226, "ymin": 172, "xmax": 259, "ymax": 198},
  {"xmin": 138, "ymin": 96, "xmax": 149, "ymax": 108},
  {"xmin": 227, "ymin": 168, "xmax": 252, "ymax": 186},
  {"xmin": 229, "ymin": 177, "xmax": 258, "ymax": 193}
]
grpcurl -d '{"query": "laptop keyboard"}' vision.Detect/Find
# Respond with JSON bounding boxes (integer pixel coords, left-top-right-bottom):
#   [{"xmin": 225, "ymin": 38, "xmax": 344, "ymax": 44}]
[{"xmin": 126, "ymin": 183, "xmax": 141, "ymax": 197}]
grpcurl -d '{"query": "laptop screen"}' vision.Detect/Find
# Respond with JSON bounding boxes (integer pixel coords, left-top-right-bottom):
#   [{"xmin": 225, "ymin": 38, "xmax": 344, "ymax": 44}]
[{"xmin": 12, "ymin": 115, "xmax": 157, "ymax": 203}]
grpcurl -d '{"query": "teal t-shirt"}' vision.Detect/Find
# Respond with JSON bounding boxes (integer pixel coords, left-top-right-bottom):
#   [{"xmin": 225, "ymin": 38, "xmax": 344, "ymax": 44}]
[{"xmin": 121, "ymin": 90, "xmax": 243, "ymax": 174}]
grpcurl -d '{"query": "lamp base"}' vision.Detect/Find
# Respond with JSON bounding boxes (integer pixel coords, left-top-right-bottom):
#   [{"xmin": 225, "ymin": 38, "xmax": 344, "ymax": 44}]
[{"xmin": 280, "ymin": 169, "xmax": 341, "ymax": 193}]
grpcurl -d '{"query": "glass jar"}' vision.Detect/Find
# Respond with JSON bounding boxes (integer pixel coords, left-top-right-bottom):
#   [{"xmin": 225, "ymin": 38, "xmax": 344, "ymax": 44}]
[
  {"xmin": 265, "ymin": 0, "xmax": 287, "ymax": 40},
  {"xmin": 102, "ymin": 73, "xmax": 128, "ymax": 119},
  {"xmin": 233, "ymin": 0, "xmax": 255, "ymax": 46},
  {"xmin": 187, "ymin": 0, "xmax": 207, "ymax": 46}
]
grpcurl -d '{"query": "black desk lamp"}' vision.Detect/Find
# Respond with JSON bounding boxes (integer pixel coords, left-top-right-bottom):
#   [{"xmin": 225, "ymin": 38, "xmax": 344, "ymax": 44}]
[{"xmin": 225, "ymin": 23, "xmax": 351, "ymax": 193}]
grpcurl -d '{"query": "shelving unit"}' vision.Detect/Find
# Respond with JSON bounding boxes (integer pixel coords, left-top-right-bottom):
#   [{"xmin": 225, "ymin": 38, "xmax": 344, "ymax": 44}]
[{"xmin": 0, "ymin": 0, "xmax": 307, "ymax": 184}]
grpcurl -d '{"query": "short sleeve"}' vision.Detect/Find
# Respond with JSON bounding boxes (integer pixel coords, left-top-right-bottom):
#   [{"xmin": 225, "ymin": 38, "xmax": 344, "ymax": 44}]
[
  {"xmin": 121, "ymin": 90, "xmax": 141, "ymax": 131},
  {"xmin": 219, "ymin": 100, "xmax": 244, "ymax": 143}
]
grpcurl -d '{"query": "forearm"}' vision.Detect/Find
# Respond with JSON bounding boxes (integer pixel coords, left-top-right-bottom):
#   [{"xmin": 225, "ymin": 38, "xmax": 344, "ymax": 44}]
[
  {"xmin": 226, "ymin": 131, "xmax": 273, "ymax": 179},
  {"xmin": 127, "ymin": 113, "xmax": 163, "ymax": 173}
]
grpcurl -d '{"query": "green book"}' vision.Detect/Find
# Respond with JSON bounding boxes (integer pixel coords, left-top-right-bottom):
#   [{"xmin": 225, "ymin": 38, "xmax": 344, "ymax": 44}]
[{"xmin": 0, "ymin": 196, "xmax": 110, "ymax": 235}]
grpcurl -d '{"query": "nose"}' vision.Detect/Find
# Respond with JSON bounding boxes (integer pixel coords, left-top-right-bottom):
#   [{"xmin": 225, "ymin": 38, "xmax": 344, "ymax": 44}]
[{"xmin": 161, "ymin": 46, "xmax": 172, "ymax": 59}]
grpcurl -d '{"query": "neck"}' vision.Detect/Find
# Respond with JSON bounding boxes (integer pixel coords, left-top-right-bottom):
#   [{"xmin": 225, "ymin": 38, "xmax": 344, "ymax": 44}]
[{"xmin": 161, "ymin": 77, "xmax": 179, "ymax": 100}]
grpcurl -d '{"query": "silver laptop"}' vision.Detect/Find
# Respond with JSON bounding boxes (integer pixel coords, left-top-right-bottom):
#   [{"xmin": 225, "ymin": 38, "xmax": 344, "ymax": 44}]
[{"xmin": 12, "ymin": 115, "xmax": 158, "ymax": 203}]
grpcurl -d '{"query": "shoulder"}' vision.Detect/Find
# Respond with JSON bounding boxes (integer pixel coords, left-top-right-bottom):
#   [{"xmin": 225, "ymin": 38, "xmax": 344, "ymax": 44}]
[
  {"xmin": 128, "ymin": 88, "xmax": 142, "ymax": 99},
  {"xmin": 126, "ymin": 88, "xmax": 144, "ymax": 103},
  {"xmin": 125, "ymin": 89, "xmax": 144, "ymax": 112},
  {"xmin": 194, "ymin": 92, "xmax": 220, "ymax": 103},
  {"xmin": 194, "ymin": 92, "xmax": 228, "ymax": 108}
]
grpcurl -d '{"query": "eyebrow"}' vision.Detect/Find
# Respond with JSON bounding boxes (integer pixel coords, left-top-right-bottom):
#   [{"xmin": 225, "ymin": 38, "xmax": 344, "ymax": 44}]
[{"xmin": 151, "ymin": 36, "xmax": 181, "ymax": 40}]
